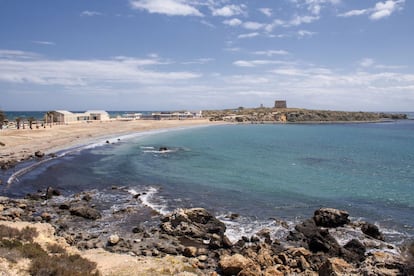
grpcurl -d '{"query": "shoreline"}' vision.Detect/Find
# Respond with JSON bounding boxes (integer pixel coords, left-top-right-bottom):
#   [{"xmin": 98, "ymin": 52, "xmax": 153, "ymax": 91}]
[{"xmin": 0, "ymin": 119, "xmax": 222, "ymax": 170}]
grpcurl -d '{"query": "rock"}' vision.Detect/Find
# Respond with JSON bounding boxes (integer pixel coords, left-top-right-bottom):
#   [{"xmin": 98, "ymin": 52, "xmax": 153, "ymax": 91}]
[
  {"xmin": 46, "ymin": 187, "xmax": 61, "ymax": 199},
  {"xmin": 41, "ymin": 212, "xmax": 52, "ymax": 222},
  {"xmin": 219, "ymin": 254, "xmax": 252, "ymax": 276},
  {"xmin": 288, "ymin": 219, "xmax": 341, "ymax": 255},
  {"xmin": 34, "ymin": 151, "xmax": 45, "ymax": 158},
  {"xmin": 263, "ymin": 266, "xmax": 284, "ymax": 276},
  {"xmin": 70, "ymin": 205, "xmax": 101, "ymax": 220},
  {"xmin": 360, "ymin": 251, "xmax": 406, "ymax": 275},
  {"xmin": 160, "ymin": 208, "xmax": 227, "ymax": 248},
  {"xmin": 313, "ymin": 208, "xmax": 350, "ymax": 228},
  {"xmin": 318, "ymin": 257, "xmax": 355, "ymax": 276},
  {"xmin": 343, "ymin": 239, "xmax": 366, "ymax": 263},
  {"xmin": 108, "ymin": 234, "xmax": 120, "ymax": 245},
  {"xmin": 3, "ymin": 207, "xmax": 24, "ymax": 218},
  {"xmin": 183, "ymin": 246, "xmax": 198, "ymax": 257},
  {"xmin": 82, "ymin": 194, "xmax": 92, "ymax": 201},
  {"xmin": 361, "ymin": 222, "xmax": 385, "ymax": 241},
  {"xmin": 59, "ymin": 202, "xmax": 71, "ymax": 210}
]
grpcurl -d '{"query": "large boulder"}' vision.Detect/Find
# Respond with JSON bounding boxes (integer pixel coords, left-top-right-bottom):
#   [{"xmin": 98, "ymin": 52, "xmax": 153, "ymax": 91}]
[
  {"xmin": 361, "ymin": 222, "xmax": 384, "ymax": 241},
  {"xmin": 288, "ymin": 219, "xmax": 341, "ymax": 256},
  {"xmin": 342, "ymin": 239, "xmax": 366, "ymax": 263},
  {"xmin": 318, "ymin": 257, "xmax": 355, "ymax": 276},
  {"xmin": 313, "ymin": 208, "xmax": 350, "ymax": 228},
  {"xmin": 219, "ymin": 254, "xmax": 253, "ymax": 276},
  {"xmin": 70, "ymin": 205, "xmax": 101, "ymax": 220},
  {"xmin": 160, "ymin": 208, "xmax": 228, "ymax": 248}
]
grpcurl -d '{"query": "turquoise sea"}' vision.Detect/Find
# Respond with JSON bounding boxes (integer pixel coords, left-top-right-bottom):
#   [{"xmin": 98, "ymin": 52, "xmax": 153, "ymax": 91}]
[{"xmin": 1, "ymin": 118, "xmax": 414, "ymax": 244}]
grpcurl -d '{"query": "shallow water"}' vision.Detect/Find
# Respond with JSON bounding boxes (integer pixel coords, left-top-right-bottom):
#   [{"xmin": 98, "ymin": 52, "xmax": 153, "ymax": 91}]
[{"xmin": 2, "ymin": 120, "xmax": 414, "ymax": 243}]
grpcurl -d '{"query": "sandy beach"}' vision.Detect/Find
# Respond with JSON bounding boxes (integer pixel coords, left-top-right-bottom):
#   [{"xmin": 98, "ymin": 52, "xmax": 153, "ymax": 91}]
[{"xmin": 0, "ymin": 119, "xmax": 217, "ymax": 167}]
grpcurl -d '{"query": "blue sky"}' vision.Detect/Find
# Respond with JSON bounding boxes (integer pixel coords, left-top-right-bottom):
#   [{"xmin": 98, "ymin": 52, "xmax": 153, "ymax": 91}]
[{"xmin": 0, "ymin": 0, "xmax": 413, "ymax": 111}]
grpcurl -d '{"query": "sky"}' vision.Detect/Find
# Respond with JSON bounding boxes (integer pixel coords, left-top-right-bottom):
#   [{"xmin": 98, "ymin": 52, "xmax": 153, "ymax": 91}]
[{"xmin": 0, "ymin": 0, "xmax": 413, "ymax": 111}]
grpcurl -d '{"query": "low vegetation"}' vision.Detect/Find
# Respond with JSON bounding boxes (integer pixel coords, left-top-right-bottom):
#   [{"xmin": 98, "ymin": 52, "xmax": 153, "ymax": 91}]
[{"xmin": 0, "ymin": 224, "xmax": 99, "ymax": 275}]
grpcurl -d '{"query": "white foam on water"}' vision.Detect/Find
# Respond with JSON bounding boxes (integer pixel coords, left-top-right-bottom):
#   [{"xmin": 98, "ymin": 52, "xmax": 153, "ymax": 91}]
[
  {"xmin": 218, "ymin": 214, "xmax": 295, "ymax": 244},
  {"xmin": 139, "ymin": 186, "xmax": 169, "ymax": 216}
]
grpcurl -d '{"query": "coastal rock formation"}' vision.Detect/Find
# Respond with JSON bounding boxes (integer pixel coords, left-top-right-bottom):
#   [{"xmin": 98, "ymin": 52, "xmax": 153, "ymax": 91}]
[
  {"xmin": 361, "ymin": 222, "xmax": 385, "ymax": 241},
  {"xmin": 0, "ymin": 192, "xmax": 411, "ymax": 275},
  {"xmin": 313, "ymin": 208, "xmax": 350, "ymax": 228},
  {"xmin": 204, "ymin": 107, "xmax": 408, "ymax": 123},
  {"xmin": 160, "ymin": 208, "xmax": 230, "ymax": 249}
]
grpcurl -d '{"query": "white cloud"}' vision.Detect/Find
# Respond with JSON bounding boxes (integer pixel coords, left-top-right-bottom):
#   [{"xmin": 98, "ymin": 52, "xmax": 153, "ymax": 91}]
[
  {"xmin": 370, "ymin": 0, "xmax": 405, "ymax": 20},
  {"xmin": 338, "ymin": 0, "xmax": 405, "ymax": 20},
  {"xmin": 258, "ymin": 8, "xmax": 272, "ymax": 17},
  {"xmin": 223, "ymin": 18, "xmax": 242, "ymax": 26},
  {"xmin": 253, "ymin": 50, "xmax": 289, "ymax": 56},
  {"xmin": 211, "ymin": 4, "xmax": 245, "ymax": 17},
  {"xmin": 32, "ymin": 41, "xmax": 56, "ymax": 46},
  {"xmin": 360, "ymin": 58, "xmax": 375, "ymax": 67},
  {"xmin": 238, "ymin": 32, "xmax": 260, "ymax": 39},
  {"xmin": 338, "ymin": 9, "xmax": 368, "ymax": 17},
  {"xmin": 80, "ymin": 10, "xmax": 103, "ymax": 17},
  {"xmin": 243, "ymin": 21, "xmax": 265, "ymax": 30},
  {"xmin": 233, "ymin": 60, "xmax": 289, "ymax": 67},
  {"xmin": 0, "ymin": 49, "xmax": 39, "ymax": 59},
  {"xmin": 297, "ymin": 30, "xmax": 317, "ymax": 38},
  {"xmin": 288, "ymin": 15, "xmax": 319, "ymax": 26},
  {"xmin": 130, "ymin": 0, "xmax": 203, "ymax": 16},
  {"xmin": 0, "ymin": 51, "xmax": 200, "ymax": 86}
]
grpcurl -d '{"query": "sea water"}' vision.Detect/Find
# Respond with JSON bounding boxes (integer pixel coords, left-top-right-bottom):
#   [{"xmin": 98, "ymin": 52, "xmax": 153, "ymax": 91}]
[{"xmin": 2, "ymin": 120, "xmax": 414, "ymax": 244}]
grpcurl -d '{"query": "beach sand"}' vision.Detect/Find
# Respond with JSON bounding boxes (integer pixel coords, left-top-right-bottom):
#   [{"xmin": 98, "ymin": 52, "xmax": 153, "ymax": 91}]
[{"xmin": 0, "ymin": 119, "xmax": 217, "ymax": 166}]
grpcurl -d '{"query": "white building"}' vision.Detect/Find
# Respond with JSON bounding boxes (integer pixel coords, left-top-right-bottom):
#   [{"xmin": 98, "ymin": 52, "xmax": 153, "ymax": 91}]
[{"xmin": 45, "ymin": 110, "xmax": 110, "ymax": 124}]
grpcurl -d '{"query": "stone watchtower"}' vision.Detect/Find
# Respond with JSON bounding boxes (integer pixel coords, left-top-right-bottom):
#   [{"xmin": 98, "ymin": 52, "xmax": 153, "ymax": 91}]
[{"xmin": 274, "ymin": 100, "xmax": 287, "ymax": 109}]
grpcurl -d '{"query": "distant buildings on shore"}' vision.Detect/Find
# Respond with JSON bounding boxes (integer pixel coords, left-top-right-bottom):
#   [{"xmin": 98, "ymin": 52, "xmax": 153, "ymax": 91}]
[
  {"xmin": 45, "ymin": 110, "xmax": 202, "ymax": 124},
  {"xmin": 45, "ymin": 110, "xmax": 110, "ymax": 124}
]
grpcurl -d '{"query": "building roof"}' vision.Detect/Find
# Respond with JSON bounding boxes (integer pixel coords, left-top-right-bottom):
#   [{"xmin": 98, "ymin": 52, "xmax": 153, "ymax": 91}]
[{"xmin": 54, "ymin": 110, "xmax": 75, "ymax": 115}]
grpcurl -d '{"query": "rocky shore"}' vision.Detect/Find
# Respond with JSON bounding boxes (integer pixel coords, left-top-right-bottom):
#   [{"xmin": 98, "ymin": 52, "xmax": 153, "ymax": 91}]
[
  {"xmin": 1, "ymin": 187, "xmax": 413, "ymax": 275},
  {"xmin": 204, "ymin": 107, "xmax": 408, "ymax": 123}
]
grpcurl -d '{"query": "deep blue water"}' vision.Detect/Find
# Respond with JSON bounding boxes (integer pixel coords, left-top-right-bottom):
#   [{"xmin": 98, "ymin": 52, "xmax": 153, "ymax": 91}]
[{"xmin": 1, "ymin": 120, "xmax": 414, "ymax": 243}]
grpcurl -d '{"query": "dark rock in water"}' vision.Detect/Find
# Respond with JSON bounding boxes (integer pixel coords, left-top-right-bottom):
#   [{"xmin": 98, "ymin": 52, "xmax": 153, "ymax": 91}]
[
  {"xmin": 159, "ymin": 147, "xmax": 168, "ymax": 151},
  {"xmin": 70, "ymin": 205, "xmax": 101, "ymax": 220},
  {"xmin": 46, "ymin": 187, "xmax": 61, "ymax": 199},
  {"xmin": 313, "ymin": 208, "xmax": 350, "ymax": 228},
  {"xmin": 343, "ymin": 239, "xmax": 366, "ymax": 263},
  {"xmin": 361, "ymin": 222, "xmax": 384, "ymax": 241},
  {"xmin": 34, "ymin": 151, "xmax": 45, "ymax": 158}
]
